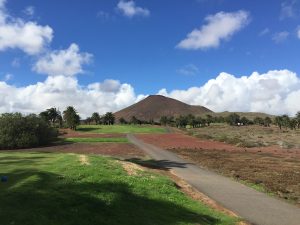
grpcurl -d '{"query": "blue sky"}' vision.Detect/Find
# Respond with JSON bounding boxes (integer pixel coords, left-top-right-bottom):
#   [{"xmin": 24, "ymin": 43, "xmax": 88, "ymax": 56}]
[{"xmin": 0, "ymin": 0, "xmax": 300, "ymax": 117}]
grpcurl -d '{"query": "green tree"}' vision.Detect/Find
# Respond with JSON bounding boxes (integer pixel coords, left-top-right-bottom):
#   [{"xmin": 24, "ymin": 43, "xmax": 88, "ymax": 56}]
[
  {"xmin": 85, "ymin": 117, "xmax": 92, "ymax": 125},
  {"xmin": 226, "ymin": 113, "xmax": 240, "ymax": 126},
  {"xmin": 63, "ymin": 106, "xmax": 80, "ymax": 130},
  {"xmin": 240, "ymin": 116, "xmax": 250, "ymax": 125},
  {"xmin": 289, "ymin": 119, "xmax": 297, "ymax": 130},
  {"xmin": 119, "ymin": 117, "xmax": 127, "ymax": 124},
  {"xmin": 264, "ymin": 117, "xmax": 272, "ymax": 127},
  {"xmin": 274, "ymin": 116, "xmax": 283, "ymax": 130},
  {"xmin": 187, "ymin": 114, "xmax": 196, "ymax": 128},
  {"xmin": 91, "ymin": 112, "xmax": 101, "ymax": 125},
  {"xmin": 254, "ymin": 117, "xmax": 264, "ymax": 126},
  {"xmin": 281, "ymin": 115, "xmax": 290, "ymax": 129},
  {"xmin": 130, "ymin": 116, "xmax": 140, "ymax": 125},
  {"xmin": 39, "ymin": 107, "xmax": 62, "ymax": 127},
  {"xmin": 296, "ymin": 111, "xmax": 300, "ymax": 129},
  {"xmin": 0, "ymin": 113, "xmax": 58, "ymax": 149},
  {"xmin": 175, "ymin": 115, "xmax": 188, "ymax": 128},
  {"xmin": 103, "ymin": 112, "xmax": 115, "ymax": 125},
  {"xmin": 206, "ymin": 114, "xmax": 213, "ymax": 126},
  {"xmin": 160, "ymin": 116, "xmax": 168, "ymax": 126}
]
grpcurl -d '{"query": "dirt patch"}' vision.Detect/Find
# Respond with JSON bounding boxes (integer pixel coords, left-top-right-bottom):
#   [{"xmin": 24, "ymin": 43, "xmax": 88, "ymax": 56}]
[
  {"xmin": 60, "ymin": 129, "xmax": 125, "ymax": 138},
  {"xmin": 12, "ymin": 142, "xmax": 145, "ymax": 158},
  {"xmin": 168, "ymin": 148, "xmax": 300, "ymax": 205},
  {"xmin": 137, "ymin": 133, "xmax": 300, "ymax": 159},
  {"xmin": 79, "ymin": 155, "xmax": 90, "ymax": 165},
  {"xmin": 119, "ymin": 161, "xmax": 144, "ymax": 175}
]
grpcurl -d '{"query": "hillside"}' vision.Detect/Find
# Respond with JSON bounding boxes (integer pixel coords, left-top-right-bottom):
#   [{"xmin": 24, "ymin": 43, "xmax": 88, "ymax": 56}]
[{"xmin": 114, "ymin": 95, "xmax": 212, "ymax": 122}]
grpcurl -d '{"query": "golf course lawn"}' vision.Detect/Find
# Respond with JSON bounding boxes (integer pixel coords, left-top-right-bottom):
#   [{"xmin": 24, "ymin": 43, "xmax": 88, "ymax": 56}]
[
  {"xmin": 0, "ymin": 152, "xmax": 237, "ymax": 225},
  {"xmin": 77, "ymin": 124, "xmax": 166, "ymax": 134},
  {"xmin": 64, "ymin": 137, "xmax": 128, "ymax": 143}
]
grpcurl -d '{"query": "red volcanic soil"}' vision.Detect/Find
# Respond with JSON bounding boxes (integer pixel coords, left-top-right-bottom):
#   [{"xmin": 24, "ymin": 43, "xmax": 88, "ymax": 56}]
[
  {"xmin": 16, "ymin": 143, "xmax": 145, "ymax": 158},
  {"xmin": 53, "ymin": 143, "xmax": 145, "ymax": 158},
  {"xmin": 136, "ymin": 133, "xmax": 300, "ymax": 158},
  {"xmin": 60, "ymin": 129, "xmax": 125, "ymax": 138}
]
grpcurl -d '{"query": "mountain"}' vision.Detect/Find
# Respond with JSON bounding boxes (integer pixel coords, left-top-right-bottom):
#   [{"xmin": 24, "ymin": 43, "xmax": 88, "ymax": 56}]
[{"xmin": 114, "ymin": 95, "xmax": 212, "ymax": 122}]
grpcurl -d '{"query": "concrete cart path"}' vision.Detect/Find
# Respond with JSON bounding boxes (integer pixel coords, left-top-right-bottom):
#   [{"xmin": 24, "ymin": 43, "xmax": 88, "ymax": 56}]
[{"xmin": 127, "ymin": 134, "xmax": 300, "ymax": 225}]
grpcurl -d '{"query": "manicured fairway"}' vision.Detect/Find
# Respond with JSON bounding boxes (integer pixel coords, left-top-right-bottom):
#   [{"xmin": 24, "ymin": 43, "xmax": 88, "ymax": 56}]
[
  {"xmin": 65, "ymin": 137, "xmax": 128, "ymax": 143},
  {"xmin": 0, "ymin": 152, "xmax": 236, "ymax": 225},
  {"xmin": 77, "ymin": 125, "xmax": 166, "ymax": 134}
]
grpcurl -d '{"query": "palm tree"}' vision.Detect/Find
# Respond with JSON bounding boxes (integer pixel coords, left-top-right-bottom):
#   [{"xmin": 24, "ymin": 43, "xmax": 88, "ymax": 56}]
[
  {"xmin": 103, "ymin": 112, "xmax": 115, "ymax": 125},
  {"xmin": 63, "ymin": 106, "xmax": 80, "ymax": 130},
  {"xmin": 91, "ymin": 112, "xmax": 101, "ymax": 125},
  {"xmin": 39, "ymin": 107, "xmax": 62, "ymax": 127},
  {"xmin": 47, "ymin": 108, "xmax": 60, "ymax": 126}
]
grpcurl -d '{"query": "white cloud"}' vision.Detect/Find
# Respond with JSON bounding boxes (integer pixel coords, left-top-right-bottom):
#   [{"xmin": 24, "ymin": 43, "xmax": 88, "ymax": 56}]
[
  {"xmin": 96, "ymin": 11, "xmax": 110, "ymax": 20},
  {"xmin": 0, "ymin": 1, "xmax": 53, "ymax": 55},
  {"xmin": 272, "ymin": 31, "xmax": 289, "ymax": 43},
  {"xmin": 0, "ymin": 0, "xmax": 53, "ymax": 55},
  {"xmin": 158, "ymin": 70, "xmax": 300, "ymax": 116},
  {"xmin": 0, "ymin": 70, "xmax": 299, "ymax": 117},
  {"xmin": 177, "ymin": 64, "xmax": 199, "ymax": 76},
  {"xmin": 23, "ymin": 6, "xmax": 35, "ymax": 16},
  {"xmin": 11, "ymin": 58, "xmax": 20, "ymax": 67},
  {"xmin": 177, "ymin": 10, "xmax": 250, "ymax": 50},
  {"xmin": 117, "ymin": 0, "xmax": 150, "ymax": 18},
  {"xmin": 280, "ymin": 0, "xmax": 298, "ymax": 20},
  {"xmin": 0, "ymin": 0, "xmax": 5, "ymax": 9},
  {"xmin": 297, "ymin": 27, "xmax": 300, "ymax": 39},
  {"xmin": 0, "ymin": 76, "xmax": 146, "ymax": 118},
  {"xmin": 33, "ymin": 43, "xmax": 92, "ymax": 76},
  {"xmin": 2, "ymin": 73, "xmax": 12, "ymax": 81},
  {"xmin": 259, "ymin": 28, "xmax": 270, "ymax": 36}
]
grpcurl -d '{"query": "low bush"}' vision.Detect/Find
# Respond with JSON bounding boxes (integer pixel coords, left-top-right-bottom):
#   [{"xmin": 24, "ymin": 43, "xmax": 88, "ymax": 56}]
[{"xmin": 0, "ymin": 113, "xmax": 58, "ymax": 149}]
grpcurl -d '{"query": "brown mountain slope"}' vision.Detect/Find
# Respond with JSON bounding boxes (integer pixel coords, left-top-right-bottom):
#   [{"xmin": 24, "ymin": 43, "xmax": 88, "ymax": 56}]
[{"xmin": 114, "ymin": 95, "xmax": 212, "ymax": 122}]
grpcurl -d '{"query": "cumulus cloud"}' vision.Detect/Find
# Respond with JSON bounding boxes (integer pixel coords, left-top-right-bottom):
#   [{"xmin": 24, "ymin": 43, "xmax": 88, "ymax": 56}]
[
  {"xmin": 176, "ymin": 11, "xmax": 250, "ymax": 50},
  {"xmin": 177, "ymin": 64, "xmax": 199, "ymax": 76},
  {"xmin": 272, "ymin": 31, "xmax": 289, "ymax": 43},
  {"xmin": 297, "ymin": 27, "xmax": 300, "ymax": 39},
  {"xmin": 2, "ymin": 73, "xmax": 13, "ymax": 81},
  {"xmin": 117, "ymin": 0, "xmax": 150, "ymax": 18},
  {"xmin": 11, "ymin": 58, "xmax": 20, "ymax": 67},
  {"xmin": 0, "ymin": 76, "xmax": 146, "ymax": 118},
  {"xmin": 0, "ymin": 0, "xmax": 53, "ymax": 55},
  {"xmin": 259, "ymin": 28, "xmax": 270, "ymax": 36},
  {"xmin": 23, "ymin": 6, "xmax": 35, "ymax": 16},
  {"xmin": 33, "ymin": 43, "xmax": 92, "ymax": 76},
  {"xmin": 280, "ymin": 0, "xmax": 298, "ymax": 20},
  {"xmin": 158, "ymin": 70, "xmax": 300, "ymax": 116}
]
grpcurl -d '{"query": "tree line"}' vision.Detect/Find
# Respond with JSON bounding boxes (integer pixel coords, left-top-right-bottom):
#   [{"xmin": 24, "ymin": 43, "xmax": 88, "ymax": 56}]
[{"xmin": 156, "ymin": 112, "xmax": 300, "ymax": 130}]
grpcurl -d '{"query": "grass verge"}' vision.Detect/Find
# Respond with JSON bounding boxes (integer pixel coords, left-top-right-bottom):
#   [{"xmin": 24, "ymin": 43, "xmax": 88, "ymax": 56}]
[
  {"xmin": 77, "ymin": 125, "xmax": 166, "ymax": 134},
  {"xmin": 0, "ymin": 152, "xmax": 237, "ymax": 225}
]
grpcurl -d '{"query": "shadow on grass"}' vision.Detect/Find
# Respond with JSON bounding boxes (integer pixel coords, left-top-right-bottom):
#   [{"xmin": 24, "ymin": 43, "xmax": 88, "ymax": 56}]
[
  {"xmin": 0, "ymin": 169, "xmax": 220, "ymax": 225},
  {"xmin": 0, "ymin": 155, "xmax": 53, "ymax": 166},
  {"xmin": 76, "ymin": 127, "xmax": 101, "ymax": 132},
  {"xmin": 126, "ymin": 158, "xmax": 192, "ymax": 170}
]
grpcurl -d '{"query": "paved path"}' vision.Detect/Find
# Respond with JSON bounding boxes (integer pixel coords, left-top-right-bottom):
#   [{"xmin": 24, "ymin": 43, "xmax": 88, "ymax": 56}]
[{"xmin": 127, "ymin": 134, "xmax": 300, "ymax": 225}]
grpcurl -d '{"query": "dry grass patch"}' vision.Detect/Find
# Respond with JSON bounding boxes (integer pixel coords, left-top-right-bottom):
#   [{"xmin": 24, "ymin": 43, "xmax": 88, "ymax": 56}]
[{"xmin": 79, "ymin": 154, "xmax": 90, "ymax": 165}]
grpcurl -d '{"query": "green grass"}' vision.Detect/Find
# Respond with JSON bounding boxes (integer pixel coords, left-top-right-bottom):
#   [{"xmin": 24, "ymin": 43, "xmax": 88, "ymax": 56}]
[
  {"xmin": 77, "ymin": 124, "xmax": 166, "ymax": 134},
  {"xmin": 0, "ymin": 152, "xmax": 237, "ymax": 225},
  {"xmin": 64, "ymin": 137, "xmax": 128, "ymax": 143}
]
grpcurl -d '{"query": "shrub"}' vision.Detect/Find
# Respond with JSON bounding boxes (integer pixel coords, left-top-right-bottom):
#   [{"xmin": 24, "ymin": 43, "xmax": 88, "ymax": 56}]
[{"xmin": 0, "ymin": 113, "xmax": 58, "ymax": 149}]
